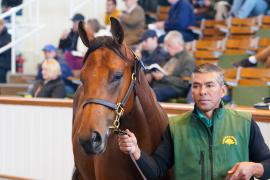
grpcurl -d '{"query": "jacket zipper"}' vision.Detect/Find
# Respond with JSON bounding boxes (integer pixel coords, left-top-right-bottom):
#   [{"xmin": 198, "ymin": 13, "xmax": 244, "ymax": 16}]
[
  {"xmin": 199, "ymin": 151, "xmax": 205, "ymax": 180},
  {"xmin": 208, "ymin": 133, "xmax": 213, "ymax": 180}
]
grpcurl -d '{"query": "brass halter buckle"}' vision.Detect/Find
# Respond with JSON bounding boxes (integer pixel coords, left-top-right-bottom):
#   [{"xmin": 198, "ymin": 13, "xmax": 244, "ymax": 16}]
[{"xmin": 109, "ymin": 103, "xmax": 124, "ymax": 131}]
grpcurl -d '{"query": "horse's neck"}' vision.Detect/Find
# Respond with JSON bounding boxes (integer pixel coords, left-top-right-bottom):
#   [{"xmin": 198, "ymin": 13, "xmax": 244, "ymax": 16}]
[
  {"xmin": 122, "ymin": 71, "xmax": 169, "ymax": 152},
  {"xmin": 135, "ymin": 71, "xmax": 168, "ymax": 129}
]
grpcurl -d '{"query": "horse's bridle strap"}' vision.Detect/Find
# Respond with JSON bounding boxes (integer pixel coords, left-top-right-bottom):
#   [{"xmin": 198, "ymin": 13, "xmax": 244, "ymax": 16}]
[{"xmin": 83, "ymin": 99, "xmax": 118, "ymax": 110}]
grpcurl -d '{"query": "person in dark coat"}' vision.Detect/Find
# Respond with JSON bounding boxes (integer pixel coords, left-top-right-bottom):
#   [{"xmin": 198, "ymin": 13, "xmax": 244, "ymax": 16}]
[
  {"xmin": 31, "ymin": 59, "xmax": 66, "ymax": 98},
  {"xmin": 0, "ymin": 18, "xmax": 11, "ymax": 83},
  {"xmin": 58, "ymin": 13, "xmax": 85, "ymax": 70},
  {"xmin": 135, "ymin": 29, "xmax": 169, "ymax": 66},
  {"xmin": 37, "ymin": 44, "xmax": 76, "ymax": 93}
]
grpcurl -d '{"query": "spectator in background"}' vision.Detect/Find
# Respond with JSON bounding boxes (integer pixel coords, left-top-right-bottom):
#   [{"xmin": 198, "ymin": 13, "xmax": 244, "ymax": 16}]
[
  {"xmin": 31, "ymin": 59, "xmax": 66, "ymax": 98},
  {"xmin": 230, "ymin": 0, "xmax": 268, "ymax": 18},
  {"xmin": 148, "ymin": 31, "xmax": 195, "ymax": 102},
  {"xmin": 214, "ymin": 0, "xmax": 232, "ymax": 20},
  {"xmin": 135, "ymin": 29, "xmax": 169, "ymax": 66},
  {"xmin": 105, "ymin": 0, "xmax": 120, "ymax": 25},
  {"xmin": 0, "ymin": 18, "xmax": 11, "ymax": 83},
  {"xmin": 58, "ymin": 13, "xmax": 86, "ymax": 71},
  {"xmin": 155, "ymin": 0, "xmax": 198, "ymax": 42},
  {"xmin": 138, "ymin": 0, "xmax": 159, "ymax": 24},
  {"xmin": 86, "ymin": 19, "xmax": 111, "ymax": 37},
  {"xmin": 191, "ymin": 0, "xmax": 214, "ymax": 20},
  {"xmin": 37, "ymin": 44, "xmax": 75, "ymax": 94},
  {"xmin": 119, "ymin": 0, "xmax": 145, "ymax": 46}
]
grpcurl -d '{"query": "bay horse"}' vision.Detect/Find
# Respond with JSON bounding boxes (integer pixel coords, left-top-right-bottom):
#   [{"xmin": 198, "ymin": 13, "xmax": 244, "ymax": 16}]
[{"xmin": 72, "ymin": 17, "xmax": 169, "ymax": 180}]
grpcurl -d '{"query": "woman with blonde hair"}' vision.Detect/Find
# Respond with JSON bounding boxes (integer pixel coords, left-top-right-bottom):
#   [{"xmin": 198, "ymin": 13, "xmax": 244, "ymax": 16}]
[{"xmin": 31, "ymin": 59, "xmax": 66, "ymax": 98}]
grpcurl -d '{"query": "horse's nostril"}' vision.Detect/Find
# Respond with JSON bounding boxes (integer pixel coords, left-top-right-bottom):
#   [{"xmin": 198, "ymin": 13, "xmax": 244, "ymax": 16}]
[
  {"xmin": 90, "ymin": 131, "xmax": 102, "ymax": 145},
  {"xmin": 78, "ymin": 131, "xmax": 103, "ymax": 155}
]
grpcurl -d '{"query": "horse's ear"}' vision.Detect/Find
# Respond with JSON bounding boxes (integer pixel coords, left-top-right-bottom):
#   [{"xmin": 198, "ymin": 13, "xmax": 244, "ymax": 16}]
[
  {"xmin": 78, "ymin": 21, "xmax": 94, "ymax": 47},
  {"xmin": 110, "ymin": 17, "xmax": 124, "ymax": 44}
]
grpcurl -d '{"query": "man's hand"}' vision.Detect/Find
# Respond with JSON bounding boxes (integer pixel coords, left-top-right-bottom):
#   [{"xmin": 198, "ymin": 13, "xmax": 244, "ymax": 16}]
[
  {"xmin": 145, "ymin": 73, "xmax": 153, "ymax": 83},
  {"xmin": 225, "ymin": 162, "xmax": 264, "ymax": 180},
  {"xmin": 152, "ymin": 71, "xmax": 164, "ymax": 80},
  {"xmin": 118, "ymin": 129, "xmax": 141, "ymax": 160},
  {"xmin": 135, "ymin": 44, "xmax": 143, "ymax": 59}
]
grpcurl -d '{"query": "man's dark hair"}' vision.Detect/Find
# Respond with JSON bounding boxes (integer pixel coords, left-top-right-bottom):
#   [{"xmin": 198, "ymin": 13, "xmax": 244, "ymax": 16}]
[{"xmin": 193, "ymin": 63, "xmax": 224, "ymax": 86}]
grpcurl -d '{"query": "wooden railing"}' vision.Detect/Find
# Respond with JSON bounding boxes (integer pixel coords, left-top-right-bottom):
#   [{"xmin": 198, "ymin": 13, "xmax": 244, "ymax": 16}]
[{"xmin": 0, "ymin": 96, "xmax": 270, "ymax": 122}]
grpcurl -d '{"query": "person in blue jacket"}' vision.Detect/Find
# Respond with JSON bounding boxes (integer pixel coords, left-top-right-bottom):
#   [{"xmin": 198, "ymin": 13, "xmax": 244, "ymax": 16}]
[{"xmin": 155, "ymin": 0, "xmax": 198, "ymax": 42}]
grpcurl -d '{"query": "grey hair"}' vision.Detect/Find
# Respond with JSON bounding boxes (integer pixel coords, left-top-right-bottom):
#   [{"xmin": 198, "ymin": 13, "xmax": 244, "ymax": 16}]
[
  {"xmin": 193, "ymin": 63, "xmax": 224, "ymax": 86},
  {"xmin": 164, "ymin": 31, "xmax": 184, "ymax": 45}
]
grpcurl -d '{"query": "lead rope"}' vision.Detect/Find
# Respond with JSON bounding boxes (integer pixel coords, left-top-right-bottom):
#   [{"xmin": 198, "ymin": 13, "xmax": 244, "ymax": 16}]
[{"xmin": 129, "ymin": 151, "xmax": 147, "ymax": 180}]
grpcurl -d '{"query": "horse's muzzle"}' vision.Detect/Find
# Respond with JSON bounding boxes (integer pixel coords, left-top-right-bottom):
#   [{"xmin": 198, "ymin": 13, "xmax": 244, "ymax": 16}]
[{"xmin": 78, "ymin": 131, "xmax": 105, "ymax": 155}]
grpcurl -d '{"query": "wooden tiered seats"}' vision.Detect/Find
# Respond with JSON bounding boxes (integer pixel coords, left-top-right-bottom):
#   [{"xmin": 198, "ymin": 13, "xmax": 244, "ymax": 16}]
[
  {"xmin": 192, "ymin": 40, "xmax": 223, "ymax": 65},
  {"xmin": 157, "ymin": 5, "xmax": 170, "ymax": 21},
  {"xmin": 223, "ymin": 38, "xmax": 256, "ymax": 55},
  {"xmin": 260, "ymin": 15, "xmax": 270, "ymax": 29},
  {"xmin": 225, "ymin": 67, "xmax": 270, "ymax": 106}
]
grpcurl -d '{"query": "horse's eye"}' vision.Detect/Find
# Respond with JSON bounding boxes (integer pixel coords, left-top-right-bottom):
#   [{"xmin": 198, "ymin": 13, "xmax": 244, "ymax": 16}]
[{"xmin": 112, "ymin": 72, "xmax": 123, "ymax": 82}]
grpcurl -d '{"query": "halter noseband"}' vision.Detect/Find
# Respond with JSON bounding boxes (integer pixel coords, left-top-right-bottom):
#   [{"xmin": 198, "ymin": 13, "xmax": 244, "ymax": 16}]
[{"xmin": 82, "ymin": 50, "xmax": 141, "ymax": 134}]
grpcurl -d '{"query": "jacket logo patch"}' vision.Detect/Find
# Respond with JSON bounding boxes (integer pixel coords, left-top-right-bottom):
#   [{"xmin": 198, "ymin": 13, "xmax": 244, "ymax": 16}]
[{"xmin": 222, "ymin": 136, "xmax": 237, "ymax": 145}]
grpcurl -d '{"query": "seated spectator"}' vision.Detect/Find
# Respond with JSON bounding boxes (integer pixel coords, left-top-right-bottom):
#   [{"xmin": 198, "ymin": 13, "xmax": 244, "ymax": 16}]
[
  {"xmin": 214, "ymin": 0, "xmax": 232, "ymax": 20},
  {"xmin": 58, "ymin": 13, "xmax": 86, "ymax": 71},
  {"xmin": 138, "ymin": 0, "xmax": 159, "ymax": 24},
  {"xmin": 31, "ymin": 59, "xmax": 66, "ymax": 98},
  {"xmin": 191, "ymin": 0, "xmax": 214, "ymax": 20},
  {"xmin": 234, "ymin": 45, "xmax": 270, "ymax": 68},
  {"xmin": 148, "ymin": 31, "xmax": 195, "ymax": 102},
  {"xmin": 0, "ymin": 18, "xmax": 11, "ymax": 83},
  {"xmin": 135, "ymin": 29, "xmax": 169, "ymax": 65},
  {"xmin": 86, "ymin": 19, "xmax": 111, "ymax": 37},
  {"xmin": 230, "ymin": 0, "xmax": 268, "ymax": 18},
  {"xmin": 105, "ymin": 0, "xmax": 120, "ymax": 25},
  {"xmin": 37, "ymin": 44, "xmax": 76, "ymax": 94},
  {"xmin": 119, "ymin": 0, "xmax": 145, "ymax": 45},
  {"xmin": 154, "ymin": 0, "xmax": 198, "ymax": 42}
]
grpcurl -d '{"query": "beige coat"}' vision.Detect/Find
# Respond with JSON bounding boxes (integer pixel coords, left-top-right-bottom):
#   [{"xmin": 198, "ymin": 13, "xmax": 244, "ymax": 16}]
[{"xmin": 119, "ymin": 5, "xmax": 145, "ymax": 45}]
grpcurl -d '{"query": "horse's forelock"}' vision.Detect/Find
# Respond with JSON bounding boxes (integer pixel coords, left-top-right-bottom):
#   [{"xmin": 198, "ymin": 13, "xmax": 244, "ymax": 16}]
[{"xmin": 83, "ymin": 36, "xmax": 131, "ymax": 65}]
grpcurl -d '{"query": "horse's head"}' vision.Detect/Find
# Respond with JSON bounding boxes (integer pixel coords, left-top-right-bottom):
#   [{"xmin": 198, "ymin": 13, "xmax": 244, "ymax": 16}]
[{"xmin": 75, "ymin": 17, "xmax": 139, "ymax": 155}]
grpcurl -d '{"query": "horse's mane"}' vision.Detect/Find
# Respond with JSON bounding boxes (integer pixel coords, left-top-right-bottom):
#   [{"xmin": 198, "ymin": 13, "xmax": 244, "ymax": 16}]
[{"xmin": 83, "ymin": 36, "xmax": 130, "ymax": 64}]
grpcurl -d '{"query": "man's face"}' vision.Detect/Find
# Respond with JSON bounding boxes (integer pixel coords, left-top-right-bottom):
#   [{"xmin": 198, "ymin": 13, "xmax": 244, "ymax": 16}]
[
  {"xmin": 44, "ymin": 51, "xmax": 56, "ymax": 59},
  {"xmin": 141, "ymin": 37, "xmax": 157, "ymax": 51},
  {"xmin": 164, "ymin": 41, "xmax": 180, "ymax": 56},
  {"xmin": 192, "ymin": 72, "xmax": 226, "ymax": 115},
  {"xmin": 72, "ymin": 21, "xmax": 80, "ymax": 32},
  {"xmin": 106, "ymin": 1, "xmax": 116, "ymax": 13}
]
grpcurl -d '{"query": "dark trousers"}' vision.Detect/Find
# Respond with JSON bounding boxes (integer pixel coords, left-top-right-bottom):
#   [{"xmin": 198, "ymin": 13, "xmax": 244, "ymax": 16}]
[{"xmin": 153, "ymin": 85, "xmax": 182, "ymax": 102}]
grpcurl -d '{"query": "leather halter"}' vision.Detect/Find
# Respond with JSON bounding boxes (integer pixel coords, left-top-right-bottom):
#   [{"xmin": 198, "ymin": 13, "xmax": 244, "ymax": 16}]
[{"xmin": 82, "ymin": 50, "xmax": 141, "ymax": 133}]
